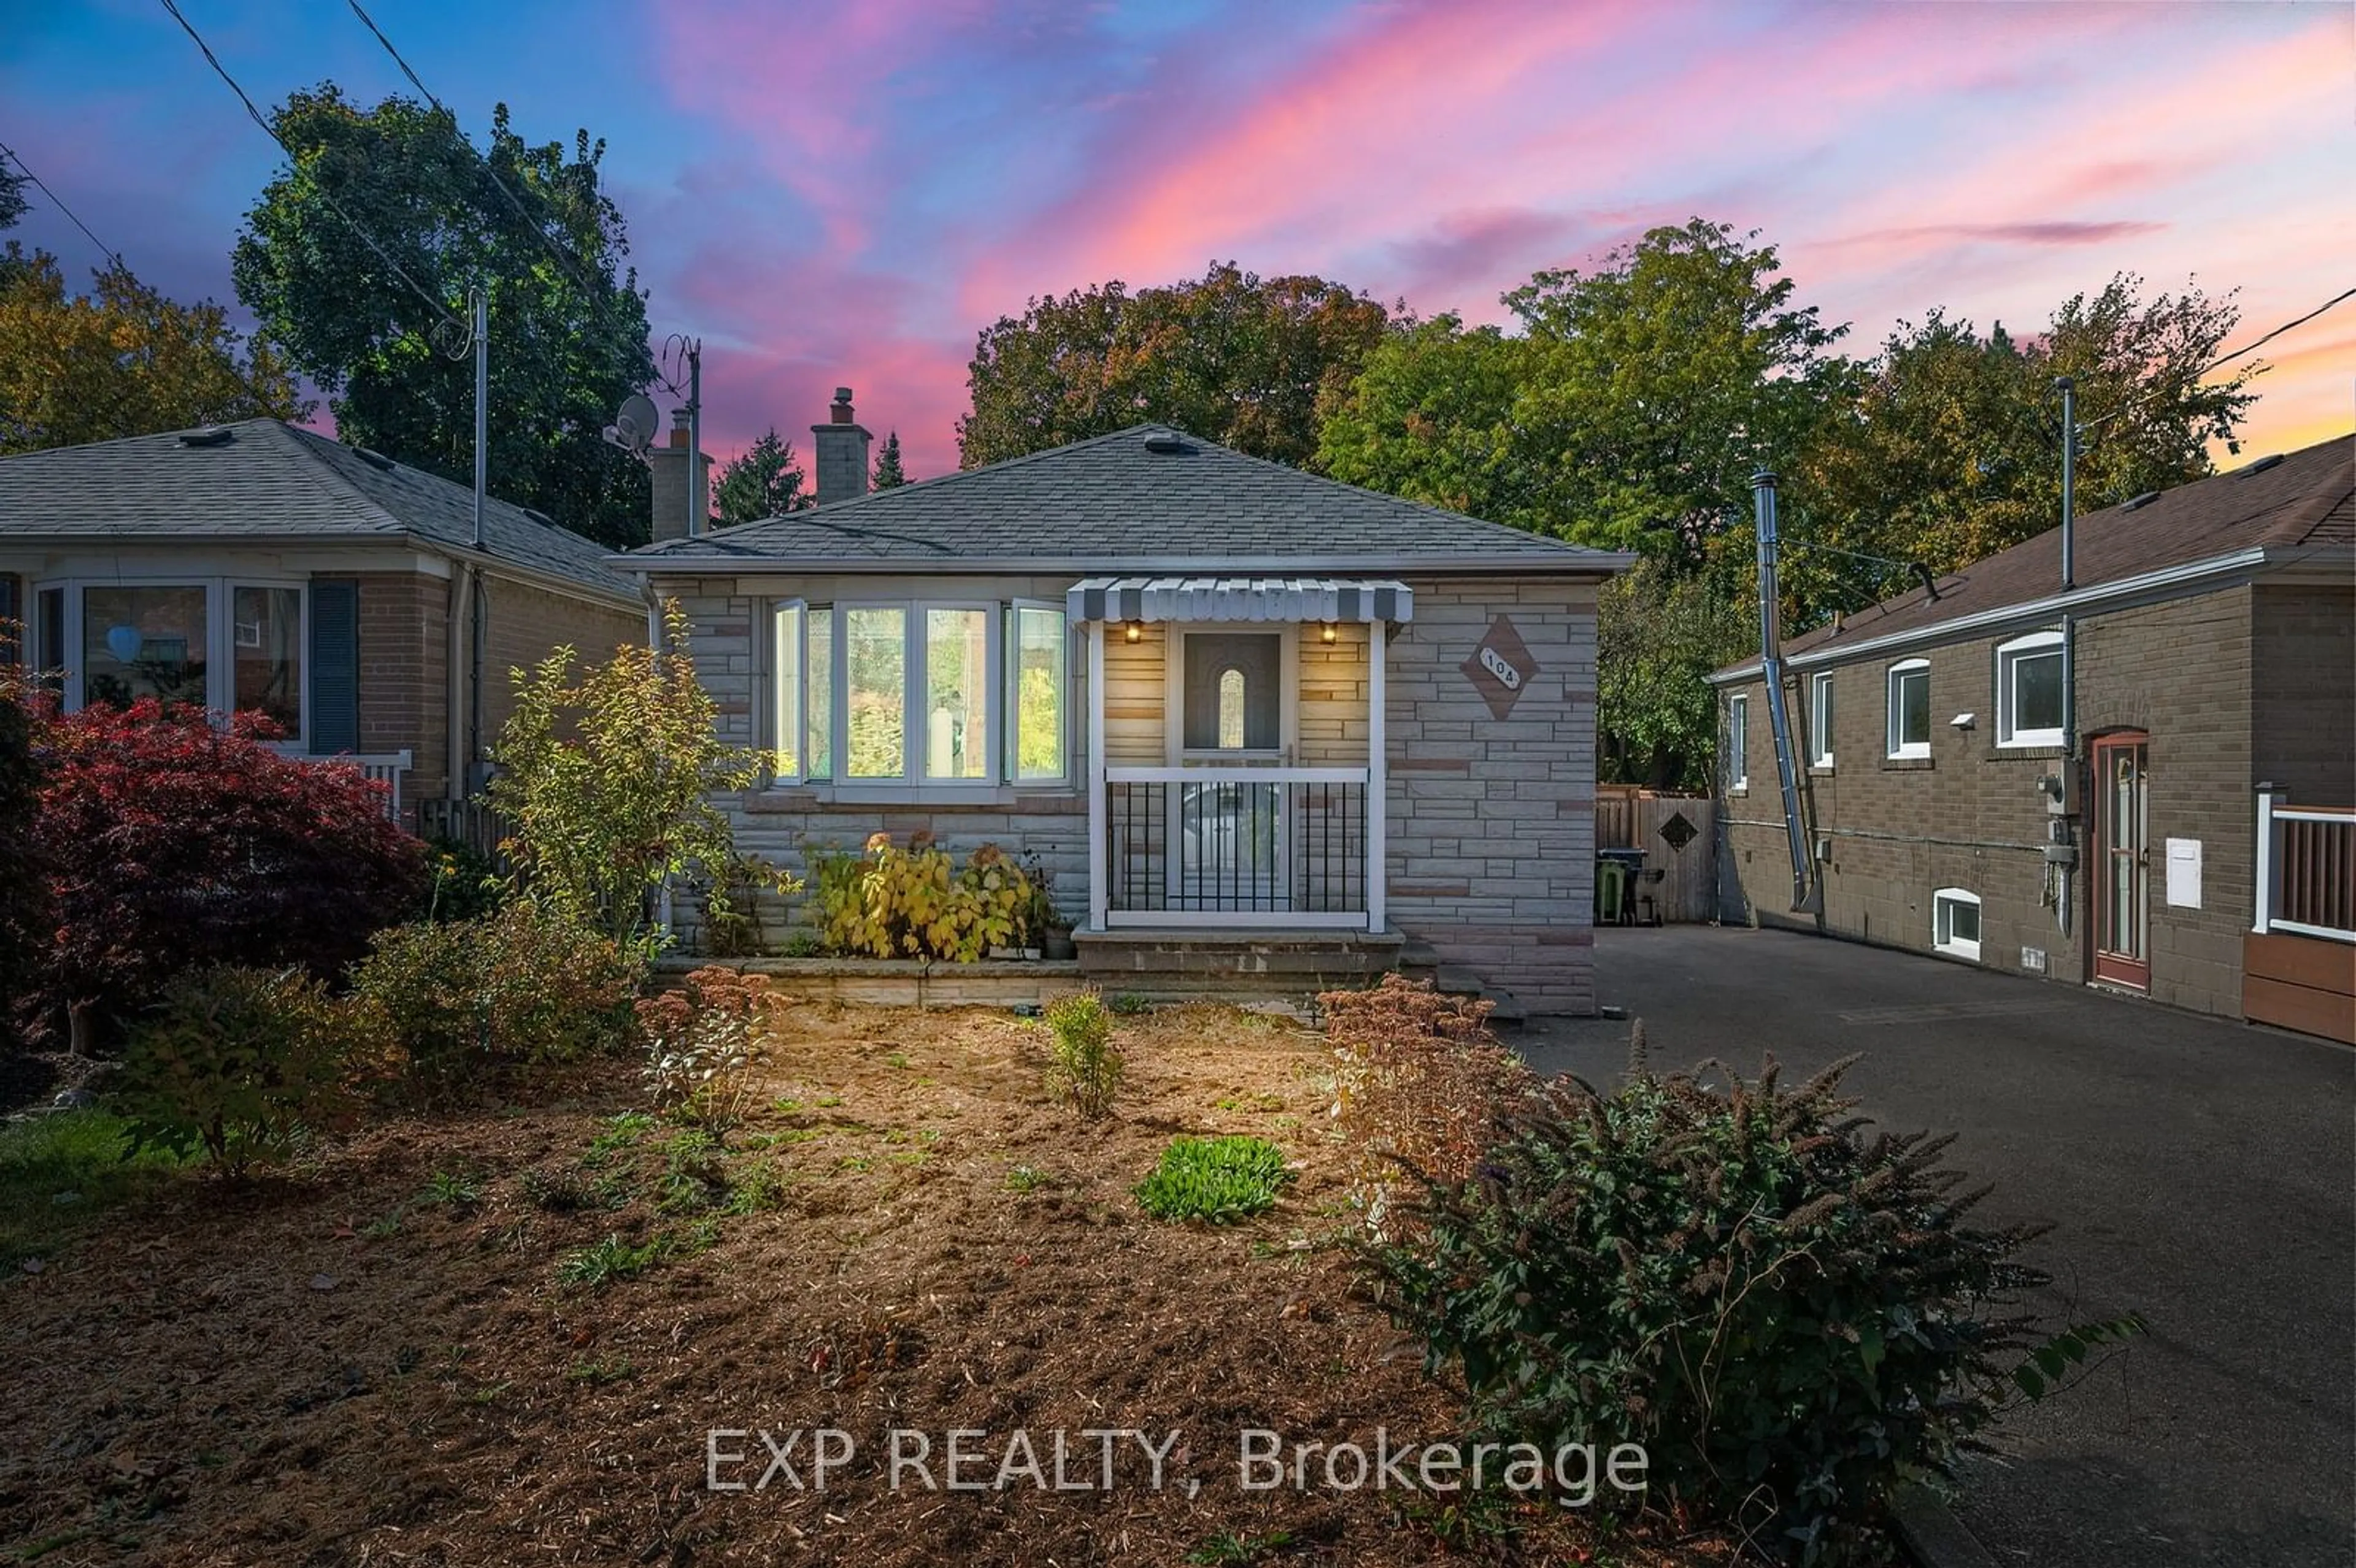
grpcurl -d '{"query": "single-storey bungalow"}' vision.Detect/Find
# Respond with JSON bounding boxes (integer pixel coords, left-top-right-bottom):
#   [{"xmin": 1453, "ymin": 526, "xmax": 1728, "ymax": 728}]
[
  {"xmin": 0, "ymin": 418, "xmax": 647, "ymax": 821},
  {"xmin": 620, "ymin": 392, "xmax": 1631, "ymax": 1013},
  {"xmin": 1711, "ymin": 433, "xmax": 2354, "ymax": 1042}
]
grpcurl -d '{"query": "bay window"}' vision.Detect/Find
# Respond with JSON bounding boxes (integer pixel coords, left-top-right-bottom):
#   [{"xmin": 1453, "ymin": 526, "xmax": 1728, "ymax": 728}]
[{"xmin": 773, "ymin": 599, "xmax": 1068, "ymax": 788}]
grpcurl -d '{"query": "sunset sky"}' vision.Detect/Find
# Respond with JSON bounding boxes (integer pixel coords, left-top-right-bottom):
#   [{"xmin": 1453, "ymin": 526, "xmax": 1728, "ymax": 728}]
[{"xmin": 5, "ymin": 0, "xmax": 2350, "ymax": 480}]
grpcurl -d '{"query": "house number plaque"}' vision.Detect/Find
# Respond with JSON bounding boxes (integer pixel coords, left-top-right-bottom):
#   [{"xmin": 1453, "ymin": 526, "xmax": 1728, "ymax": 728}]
[{"xmin": 1462, "ymin": 615, "xmax": 1539, "ymax": 720}]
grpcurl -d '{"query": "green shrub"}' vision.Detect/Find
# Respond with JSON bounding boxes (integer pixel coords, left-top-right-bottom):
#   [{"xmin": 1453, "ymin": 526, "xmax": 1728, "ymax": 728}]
[
  {"xmin": 810, "ymin": 833, "xmax": 1034, "ymax": 961},
  {"xmin": 1365, "ymin": 1056, "xmax": 2071, "ymax": 1563},
  {"xmin": 350, "ymin": 903, "xmax": 641, "ymax": 1099},
  {"xmin": 1044, "ymin": 991, "xmax": 1122, "ymax": 1118},
  {"xmin": 421, "ymin": 835, "xmax": 506, "ymax": 923},
  {"xmin": 1134, "ymin": 1135, "xmax": 1290, "ymax": 1224},
  {"xmin": 112, "ymin": 965, "xmax": 362, "ymax": 1177}
]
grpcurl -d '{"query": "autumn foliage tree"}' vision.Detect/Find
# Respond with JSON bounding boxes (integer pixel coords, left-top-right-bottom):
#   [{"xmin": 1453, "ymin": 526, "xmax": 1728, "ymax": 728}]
[
  {"xmin": 958, "ymin": 259, "xmax": 1392, "ymax": 469},
  {"xmin": 0, "ymin": 248, "xmax": 309, "ymax": 455},
  {"xmin": 25, "ymin": 701, "xmax": 426, "ymax": 1048}
]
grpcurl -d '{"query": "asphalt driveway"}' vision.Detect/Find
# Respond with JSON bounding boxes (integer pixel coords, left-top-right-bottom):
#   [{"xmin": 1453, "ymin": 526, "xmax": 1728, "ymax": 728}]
[{"xmin": 1519, "ymin": 925, "xmax": 2355, "ymax": 1568}]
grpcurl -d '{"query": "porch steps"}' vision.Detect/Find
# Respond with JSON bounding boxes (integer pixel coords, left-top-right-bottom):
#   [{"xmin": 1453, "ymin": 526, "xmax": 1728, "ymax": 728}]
[
  {"xmin": 1395, "ymin": 943, "xmax": 1528, "ymax": 1027},
  {"xmin": 1074, "ymin": 928, "xmax": 1402, "ymax": 1004}
]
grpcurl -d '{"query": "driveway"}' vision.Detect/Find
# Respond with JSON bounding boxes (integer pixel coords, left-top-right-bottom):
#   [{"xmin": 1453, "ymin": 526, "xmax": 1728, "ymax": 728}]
[{"xmin": 1519, "ymin": 925, "xmax": 2355, "ymax": 1568}]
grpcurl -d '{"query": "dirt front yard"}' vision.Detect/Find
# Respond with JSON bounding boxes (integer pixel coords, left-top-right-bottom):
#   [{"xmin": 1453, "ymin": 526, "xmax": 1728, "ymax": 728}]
[{"xmin": 0, "ymin": 1002, "xmax": 1722, "ymax": 1567}]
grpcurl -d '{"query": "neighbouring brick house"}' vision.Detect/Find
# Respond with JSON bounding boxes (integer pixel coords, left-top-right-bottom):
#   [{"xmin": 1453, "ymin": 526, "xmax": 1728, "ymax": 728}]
[
  {"xmin": 621, "ymin": 393, "xmax": 1631, "ymax": 1013},
  {"xmin": 1712, "ymin": 433, "xmax": 2355, "ymax": 1042},
  {"xmin": 0, "ymin": 418, "xmax": 647, "ymax": 821}
]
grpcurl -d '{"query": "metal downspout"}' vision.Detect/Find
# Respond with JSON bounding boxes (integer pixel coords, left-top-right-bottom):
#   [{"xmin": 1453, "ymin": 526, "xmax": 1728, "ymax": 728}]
[{"xmin": 1752, "ymin": 471, "xmax": 1815, "ymax": 911}]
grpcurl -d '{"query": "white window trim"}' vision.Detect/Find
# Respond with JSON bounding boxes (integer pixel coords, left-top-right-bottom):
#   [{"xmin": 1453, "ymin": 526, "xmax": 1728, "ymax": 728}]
[
  {"xmin": 1809, "ymin": 671, "xmax": 1834, "ymax": 769},
  {"xmin": 1995, "ymin": 629, "xmax": 2066, "ymax": 749},
  {"xmin": 1007, "ymin": 599, "xmax": 1071, "ymax": 787},
  {"xmin": 1886, "ymin": 658, "xmax": 1930, "ymax": 760},
  {"xmin": 1931, "ymin": 886, "xmax": 1982, "ymax": 962},
  {"xmin": 773, "ymin": 596, "xmax": 1071, "ymax": 796},
  {"xmin": 1725, "ymin": 692, "xmax": 1749, "ymax": 792},
  {"xmin": 31, "ymin": 574, "xmax": 309, "ymax": 748}
]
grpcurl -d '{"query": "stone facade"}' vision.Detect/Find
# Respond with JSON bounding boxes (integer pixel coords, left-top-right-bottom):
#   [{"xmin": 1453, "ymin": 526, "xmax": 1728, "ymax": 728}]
[
  {"xmin": 649, "ymin": 569, "xmax": 1604, "ymax": 1013},
  {"xmin": 1717, "ymin": 580, "xmax": 2354, "ymax": 1022}
]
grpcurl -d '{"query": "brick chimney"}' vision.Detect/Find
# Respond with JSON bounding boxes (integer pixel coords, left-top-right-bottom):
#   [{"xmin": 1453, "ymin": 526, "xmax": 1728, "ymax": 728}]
[
  {"xmin": 811, "ymin": 386, "xmax": 871, "ymax": 508},
  {"xmin": 647, "ymin": 407, "xmax": 709, "ymax": 542}
]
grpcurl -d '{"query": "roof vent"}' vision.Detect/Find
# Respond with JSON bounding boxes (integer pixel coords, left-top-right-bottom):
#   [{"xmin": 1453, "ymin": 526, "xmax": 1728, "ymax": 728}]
[
  {"xmin": 2120, "ymin": 490, "xmax": 2160, "ymax": 511},
  {"xmin": 352, "ymin": 446, "xmax": 397, "ymax": 472},
  {"xmin": 1142, "ymin": 432, "xmax": 1192, "ymax": 455},
  {"xmin": 2233, "ymin": 453, "xmax": 2285, "ymax": 478},
  {"xmin": 175, "ymin": 426, "xmax": 234, "ymax": 448},
  {"xmin": 523, "ymin": 507, "xmax": 557, "ymax": 529}
]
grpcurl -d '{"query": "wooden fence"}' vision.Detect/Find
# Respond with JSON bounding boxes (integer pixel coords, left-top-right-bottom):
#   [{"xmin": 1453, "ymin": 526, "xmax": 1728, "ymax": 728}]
[
  {"xmin": 1596, "ymin": 787, "xmax": 1719, "ymax": 924},
  {"xmin": 415, "ymin": 797, "xmax": 516, "ymax": 872}
]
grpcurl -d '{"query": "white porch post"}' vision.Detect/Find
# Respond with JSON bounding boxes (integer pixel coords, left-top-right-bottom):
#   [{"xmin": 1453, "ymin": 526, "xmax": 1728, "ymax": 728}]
[
  {"xmin": 1366, "ymin": 619, "xmax": 1387, "ymax": 934},
  {"xmin": 2252, "ymin": 784, "xmax": 2284, "ymax": 935},
  {"xmin": 1087, "ymin": 621, "xmax": 1108, "ymax": 931}
]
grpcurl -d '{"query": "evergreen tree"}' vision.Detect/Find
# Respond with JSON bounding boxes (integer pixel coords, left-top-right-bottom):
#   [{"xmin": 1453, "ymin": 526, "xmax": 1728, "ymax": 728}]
[
  {"xmin": 871, "ymin": 430, "xmax": 908, "ymax": 490},
  {"xmin": 712, "ymin": 427, "xmax": 809, "ymax": 525}
]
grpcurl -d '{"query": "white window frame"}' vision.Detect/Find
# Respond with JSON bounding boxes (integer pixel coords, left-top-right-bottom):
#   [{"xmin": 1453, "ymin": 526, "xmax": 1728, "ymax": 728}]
[
  {"xmin": 1886, "ymin": 659, "xmax": 1930, "ymax": 760},
  {"xmin": 31, "ymin": 575, "xmax": 309, "ymax": 748},
  {"xmin": 1724, "ymin": 692, "xmax": 1749, "ymax": 792},
  {"xmin": 773, "ymin": 597, "xmax": 1070, "ymax": 795},
  {"xmin": 1931, "ymin": 886, "xmax": 1982, "ymax": 962},
  {"xmin": 1809, "ymin": 671, "xmax": 1834, "ymax": 769},
  {"xmin": 1995, "ymin": 629, "xmax": 2066, "ymax": 749},
  {"xmin": 1006, "ymin": 599, "xmax": 1071, "ymax": 786}
]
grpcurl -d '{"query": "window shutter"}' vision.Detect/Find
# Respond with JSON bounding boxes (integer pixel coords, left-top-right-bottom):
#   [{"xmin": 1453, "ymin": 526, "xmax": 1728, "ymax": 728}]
[
  {"xmin": 0, "ymin": 575, "xmax": 19, "ymax": 666},
  {"xmin": 309, "ymin": 580, "xmax": 360, "ymax": 754}
]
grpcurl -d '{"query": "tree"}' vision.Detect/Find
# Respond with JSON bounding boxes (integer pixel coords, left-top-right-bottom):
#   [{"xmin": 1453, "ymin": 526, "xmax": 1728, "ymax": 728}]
[
  {"xmin": 0, "ymin": 163, "xmax": 23, "ymax": 233},
  {"xmin": 871, "ymin": 429, "xmax": 907, "ymax": 490},
  {"xmin": 712, "ymin": 426, "xmax": 809, "ymax": 525},
  {"xmin": 487, "ymin": 602, "xmax": 774, "ymax": 957},
  {"xmin": 232, "ymin": 85, "xmax": 657, "ymax": 547},
  {"xmin": 1783, "ymin": 276, "xmax": 2256, "ymax": 621},
  {"xmin": 1320, "ymin": 220, "xmax": 1853, "ymax": 563},
  {"xmin": 0, "ymin": 672, "xmax": 46, "ymax": 1056},
  {"xmin": 26, "ymin": 701, "xmax": 426, "ymax": 1050},
  {"xmin": 1596, "ymin": 563, "xmax": 1754, "ymax": 791},
  {"xmin": 0, "ymin": 249, "xmax": 308, "ymax": 454},
  {"xmin": 958, "ymin": 259, "xmax": 1392, "ymax": 469}
]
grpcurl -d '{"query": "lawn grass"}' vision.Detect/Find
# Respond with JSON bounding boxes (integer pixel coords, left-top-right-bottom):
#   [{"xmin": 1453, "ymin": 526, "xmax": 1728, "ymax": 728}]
[{"xmin": 0, "ymin": 1110, "xmax": 189, "ymax": 1271}]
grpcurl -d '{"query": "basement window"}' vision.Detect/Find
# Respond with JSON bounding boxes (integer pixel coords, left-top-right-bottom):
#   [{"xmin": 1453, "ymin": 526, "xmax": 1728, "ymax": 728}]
[
  {"xmin": 1932, "ymin": 887, "xmax": 1982, "ymax": 962},
  {"xmin": 1996, "ymin": 631, "xmax": 2065, "ymax": 748}
]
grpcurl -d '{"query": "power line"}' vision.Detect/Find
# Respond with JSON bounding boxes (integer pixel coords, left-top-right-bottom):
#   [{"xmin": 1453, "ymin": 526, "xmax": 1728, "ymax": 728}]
[
  {"xmin": 0, "ymin": 137, "xmax": 124, "ymax": 269},
  {"xmin": 342, "ymin": 0, "xmax": 610, "ymax": 307},
  {"xmin": 2080, "ymin": 284, "xmax": 2356, "ymax": 436},
  {"xmin": 155, "ymin": 0, "xmax": 464, "ymax": 339}
]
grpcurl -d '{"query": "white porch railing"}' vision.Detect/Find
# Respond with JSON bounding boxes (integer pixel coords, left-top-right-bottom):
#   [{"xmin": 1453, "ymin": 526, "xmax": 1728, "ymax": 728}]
[
  {"xmin": 2254, "ymin": 790, "xmax": 2355, "ymax": 943},
  {"xmin": 275, "ymin": 747, "xmax": 414, "ymax": 824}
]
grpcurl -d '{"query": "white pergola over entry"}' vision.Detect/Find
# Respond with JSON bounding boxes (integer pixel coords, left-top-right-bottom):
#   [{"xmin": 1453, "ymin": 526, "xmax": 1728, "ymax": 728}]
[{"xmin": 1066, "ymin": 576, "xmax": 1411, "ymax": 935}]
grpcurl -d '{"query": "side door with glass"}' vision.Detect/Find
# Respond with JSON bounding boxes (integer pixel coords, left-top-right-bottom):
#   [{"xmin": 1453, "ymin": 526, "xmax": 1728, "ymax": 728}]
[{"xmin": 2090, "ymin": 733, "xmax": 2150, "ymax": 990}]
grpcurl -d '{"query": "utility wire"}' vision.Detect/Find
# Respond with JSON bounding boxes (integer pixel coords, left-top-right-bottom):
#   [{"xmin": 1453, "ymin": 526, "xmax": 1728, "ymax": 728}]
[
  {"xmin": 342, "ymin": 0, "xmax": 609, "ymax": 305},
  {"xmin": 156, "ymin": 0, "xmax": 464, "ymax": 339},
  {"xmin": 0, "ymin": 137, "xmax": 125, "ymax": 269},
  {"xmin": 2079, "ymin": 284, "xmax": 2356, "ymax": 436}
]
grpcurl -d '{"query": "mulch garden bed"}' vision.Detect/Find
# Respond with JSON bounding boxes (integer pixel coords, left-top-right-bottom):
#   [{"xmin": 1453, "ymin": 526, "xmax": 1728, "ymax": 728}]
[{"xmin": 0, "ymin": 1003, "xmax": 1730, "ymax": 1566}]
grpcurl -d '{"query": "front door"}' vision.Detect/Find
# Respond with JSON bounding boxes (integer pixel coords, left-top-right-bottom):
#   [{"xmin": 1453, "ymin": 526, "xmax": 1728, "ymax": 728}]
[
  {"xmin": 2092, "ymin": 733, "xmax": 2150, "ymax": 990},
  {"xmin": 1175, "ymin": 632, "xmax": 1283, "ymax": 908}
]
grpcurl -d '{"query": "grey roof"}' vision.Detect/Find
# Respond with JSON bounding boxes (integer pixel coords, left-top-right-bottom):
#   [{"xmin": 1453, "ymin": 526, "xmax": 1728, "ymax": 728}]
[
  {"xmin": 624, "ymin": 424, "xmax": 1630, "ymax": 574},
  {"xmin": 0, "ymin": 418, "xmax": 637, "ymax": 602}
]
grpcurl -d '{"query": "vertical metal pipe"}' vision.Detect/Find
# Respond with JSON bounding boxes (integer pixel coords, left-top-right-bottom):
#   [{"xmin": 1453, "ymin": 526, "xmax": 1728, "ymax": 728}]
[
  {"xmin": 1752, "ymin": 471, "xmax": 1814, "ymax": 910},
  {"xmin": 471, "ymin": 288, "xmax": 487, "ymax": 550},
  {"xmin": 686, "ymin": 341, "xmax": 703, "ymax": 539},
  {"xmin": 467, "ymin": 287, "xmax": 488, "ymax": 794}
]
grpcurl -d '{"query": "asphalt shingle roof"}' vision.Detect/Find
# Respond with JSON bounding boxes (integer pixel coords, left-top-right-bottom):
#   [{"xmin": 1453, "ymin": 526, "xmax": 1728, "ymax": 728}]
[
  {"xmin": 625, "ymin": 424, "xmax": 1627, "ymax": 573},
  {"xmin": 1739, "ymin": 432, "xmax": 2354, "ymax": 671},
  {"xmin": 0, "ymin": 418, "xmax": 637, "ymax": 601}
]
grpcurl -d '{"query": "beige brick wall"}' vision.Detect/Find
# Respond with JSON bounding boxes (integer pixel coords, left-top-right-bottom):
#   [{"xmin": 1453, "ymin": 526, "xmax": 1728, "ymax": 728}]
[
  {"xmin": 352, "ymin": 572, "xmax": 450, "ymax": 802},
  {"xmin": 1719, "ymin": 586, "xmax": 2263, "ymax": 1018},
  {"xmin": 480, "ymin": 575, "xmax": 645, "ymax": 745},
  {"xmin": 656, "ymin": 572, "xmax": 1606, "ymax": 1012}
]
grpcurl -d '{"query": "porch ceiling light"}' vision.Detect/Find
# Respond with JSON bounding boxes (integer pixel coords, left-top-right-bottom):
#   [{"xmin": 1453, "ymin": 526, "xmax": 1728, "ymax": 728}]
[
  {"xmin": 1319, "ymin": 621, "xmax": 1338, "ymax": 644},
  {"xmin": 1124, "ymin": 620, "xmax": 1142, "ymax": 644}
]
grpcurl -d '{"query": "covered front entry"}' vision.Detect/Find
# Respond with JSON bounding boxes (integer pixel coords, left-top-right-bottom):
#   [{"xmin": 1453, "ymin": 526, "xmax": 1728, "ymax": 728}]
[{"xmin": 1068, "ymin": 577, "xmax": 1410, "ymax": 934}]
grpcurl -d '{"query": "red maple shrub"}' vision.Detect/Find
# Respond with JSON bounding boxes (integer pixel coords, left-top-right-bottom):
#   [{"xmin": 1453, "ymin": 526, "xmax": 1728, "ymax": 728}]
[{"xmin": 26, "ymin": 700, "xmax": 426, "ymax": 1047}]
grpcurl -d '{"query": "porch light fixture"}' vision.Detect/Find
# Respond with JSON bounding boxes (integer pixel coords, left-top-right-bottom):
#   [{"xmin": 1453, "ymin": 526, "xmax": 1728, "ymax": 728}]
[
  {"xmin": 1124, "ymin": 620, "xmax": 1142, "ymax": 644},
  {"xmin": 1319, "ymin": 621, "xmax": 1338, "ymax": 644}
]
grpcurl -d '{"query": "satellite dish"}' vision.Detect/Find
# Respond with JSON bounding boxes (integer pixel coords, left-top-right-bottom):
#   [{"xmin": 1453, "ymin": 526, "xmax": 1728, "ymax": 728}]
[{"xmin": 607, "ymin": 393, "xmax": 660, "ymax": 454}]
